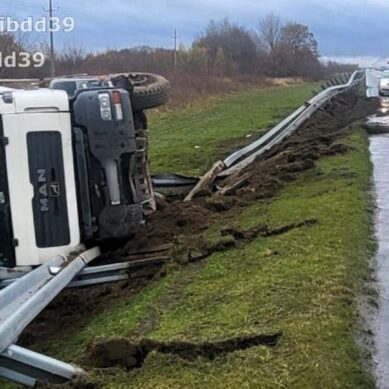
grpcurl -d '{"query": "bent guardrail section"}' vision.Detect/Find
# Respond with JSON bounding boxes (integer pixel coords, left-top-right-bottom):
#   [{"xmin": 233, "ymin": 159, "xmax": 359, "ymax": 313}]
[
  {"xmin": 221, "ymin": 70, "xmax": 366, "ymax": 176},
  {"xmin": 0, "ymin": 247, "xmax": 100, "ymax": 386},
  {"xmin": 183, "ymin": 70, "xmax": 366, "ymax": 200}
]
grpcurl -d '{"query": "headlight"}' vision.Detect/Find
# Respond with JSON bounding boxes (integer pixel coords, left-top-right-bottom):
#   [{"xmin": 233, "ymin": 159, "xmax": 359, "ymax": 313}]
[{"xmin": 98, "ymin": 93, "xmax": 112, "ymax": 121}]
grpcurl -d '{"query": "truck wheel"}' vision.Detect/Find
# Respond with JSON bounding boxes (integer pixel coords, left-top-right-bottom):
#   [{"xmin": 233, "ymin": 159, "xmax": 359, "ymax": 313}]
[{"xmin": 112, "ymin": 73, "xmax": 170, "ymax": 111}]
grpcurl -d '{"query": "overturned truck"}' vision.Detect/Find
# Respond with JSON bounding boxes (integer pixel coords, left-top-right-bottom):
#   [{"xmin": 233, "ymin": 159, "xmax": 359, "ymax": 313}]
[{"xmin": 0, "ymin": 73, "xmax": 170, "ymax": 269}]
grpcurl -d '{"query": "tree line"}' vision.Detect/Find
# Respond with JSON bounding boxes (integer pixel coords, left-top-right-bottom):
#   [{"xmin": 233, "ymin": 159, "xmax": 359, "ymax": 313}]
[{"xmin": 0, "ymin": 15, "xmax": 356, "ymax": 81}]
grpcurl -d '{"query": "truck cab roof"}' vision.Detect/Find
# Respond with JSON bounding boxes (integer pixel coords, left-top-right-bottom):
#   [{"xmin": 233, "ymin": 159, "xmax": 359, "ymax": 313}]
[{"xmin": 0, "ymin": 89, "xmax": 69, "ymax": 114}]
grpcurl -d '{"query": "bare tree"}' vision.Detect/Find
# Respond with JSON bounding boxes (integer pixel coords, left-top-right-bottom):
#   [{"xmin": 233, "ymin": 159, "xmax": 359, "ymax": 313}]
[
  {"xmin": 194, "ymin": 18, "xmax": 258, "ymax": 75},
  {"xmin": 57, "ymin": 42, "xmax": 86, "ymax": 74},
  {"xmin": 280, "ymin": 22, "xmax": 318, "ymax": 57},
  {"xmin": 277, "ymin": 22, "xmax": 321, "ymax": 78},
  {"xmin": 258, "ymin": 13, "xmax": 282, "ymax": 52},
  {"xmin": 0, "ymin": 32, "xmax": 24, "ymax": 78},
  {"xmin": 0, "ymin": 16, "xmax": 342, "ymax": 90}
]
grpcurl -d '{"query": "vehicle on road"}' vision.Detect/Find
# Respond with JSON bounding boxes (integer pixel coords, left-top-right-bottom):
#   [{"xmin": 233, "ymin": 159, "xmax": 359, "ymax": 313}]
[{"xmin": 379, "ymin": 71, "xmax": 389, "ymax": 96}]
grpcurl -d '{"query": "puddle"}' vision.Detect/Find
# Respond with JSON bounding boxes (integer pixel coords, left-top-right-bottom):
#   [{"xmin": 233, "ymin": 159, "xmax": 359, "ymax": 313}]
[{"xmin": 370, "ymin": 132, "xmax": 389, "ymax": 389}]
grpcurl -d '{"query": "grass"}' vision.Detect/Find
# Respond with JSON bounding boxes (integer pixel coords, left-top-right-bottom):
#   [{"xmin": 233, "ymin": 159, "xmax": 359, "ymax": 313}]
[
  {"xmin": 110, "ymin": 129, "xmax": 374, "ymax": 389},
  {"xmin": 148, "ymin": 83, "xmax": 317, "ymax": 176},
  {"xmin": 17, "ymin": 127, "xmax": 375, "ymax": 389},
  {"xmin": 1, "ymin": 84, "xmax": 375, "ymax": 388},
  {"xmin": 89, "ymin": 128, "xmax": 373, "ymax": 388}
]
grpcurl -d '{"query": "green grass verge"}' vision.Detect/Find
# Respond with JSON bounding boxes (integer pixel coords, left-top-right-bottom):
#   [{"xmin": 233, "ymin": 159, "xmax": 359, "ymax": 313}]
[
  {"xmin": 0, "ymin": 85, "xmax": 374, "ymax": 389},
  {"xmin": 148, "ymin": 83, "xmax": 317, "ymax": 176},
  {"xmin": 85, "ymin": 128, "xmax": 373, "ymax": 389},
  {"xmin": 15, "ymin": 126, "xmax": 374, "ymax": 389}
]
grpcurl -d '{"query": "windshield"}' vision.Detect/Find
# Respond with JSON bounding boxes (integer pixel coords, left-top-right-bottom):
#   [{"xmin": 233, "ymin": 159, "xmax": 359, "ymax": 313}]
[
  {"xmin": 82, "ymin": 80, "xmax": 104, "ymax": 88},
  {"xmin": 51, "ymin": 81, "xmax": 77, "ymax": 97},
  {"xmin": 383, "ymin": 73, "xmax": 389, "ymax": 79}
]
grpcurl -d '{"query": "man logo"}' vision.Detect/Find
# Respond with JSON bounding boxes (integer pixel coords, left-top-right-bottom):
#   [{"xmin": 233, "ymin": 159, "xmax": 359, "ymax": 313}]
[
  {"xmin": 39, "ymin": 184, "xmax": 47, "ymax": 197},
  {"xmin": 49, "ymin": 182, "xmax": 60, "ymax": 198},
  {"xmin": 36, "ymin": 169, "xmax": 61, "ymax": 212},
  {"xmin": 40, "ymin": 198, "xmax": 49, "ymax": 212},
  {"xmin": 37, "ymin": 169, "xmax": 46, "ymax": 183}
]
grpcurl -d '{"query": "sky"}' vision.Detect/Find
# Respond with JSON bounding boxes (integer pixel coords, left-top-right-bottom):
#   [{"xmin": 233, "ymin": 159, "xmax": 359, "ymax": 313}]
[{"xmin": 1, "ymin": 0, "xmax": 389, "ymax": 66}]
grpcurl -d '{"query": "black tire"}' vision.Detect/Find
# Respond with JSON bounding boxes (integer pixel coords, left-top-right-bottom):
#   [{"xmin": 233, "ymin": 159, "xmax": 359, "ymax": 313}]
[{"xmin": 111, "ymin": 73, "xmax": 170, "ymax": 111}]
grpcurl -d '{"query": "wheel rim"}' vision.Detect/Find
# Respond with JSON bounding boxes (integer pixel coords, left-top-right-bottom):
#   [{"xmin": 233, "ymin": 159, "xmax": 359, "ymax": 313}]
[{"xmin": 128, "ymin": 74, "xmax": 151, "ymax": 87}]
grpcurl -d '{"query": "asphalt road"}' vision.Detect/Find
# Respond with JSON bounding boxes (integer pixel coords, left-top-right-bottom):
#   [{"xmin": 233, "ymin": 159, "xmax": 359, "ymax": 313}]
[
  {"xmin": 362, "ymin": 70, "xmax": 389, "ymax": 387},
  {"xmin": 370, "ymin": 132, "xmax": 389, "ymax": 388},
  {"xmin": 367, "ymin": 82, "xmax": 389, "ymax": 388}
]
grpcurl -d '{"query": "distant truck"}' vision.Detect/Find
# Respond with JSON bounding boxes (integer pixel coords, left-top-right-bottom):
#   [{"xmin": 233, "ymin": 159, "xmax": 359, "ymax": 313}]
[{"xmin": 0, "ymin": 73, "xmax": 170, "ymax": 269}]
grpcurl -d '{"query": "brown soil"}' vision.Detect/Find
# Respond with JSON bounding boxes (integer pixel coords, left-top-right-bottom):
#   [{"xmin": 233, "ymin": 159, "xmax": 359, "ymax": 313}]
[
  {"xmin": 19, "ymin": 279, "xmax": 149, "ymax": 350},
  {"xmin": 221, "ymin": 219, "xmax": 318, "ymax": 242},
  {"xmin": 85, "ymin": 332, "xmax": 282, "ymax": 370},
  {"xmin": 21, "ymin": 91, "xmax": 379, "ymax": 373},
  {"xmin": 230, "ymin": 93, "xmax": 378, "ymax": 202},
  {"xmin": 124, "ymin": 91, "xmax": 378, "ymax": 251},
  {"xmin": 168, "ymin": 218, "xmax": 319, "ymax": 266},
  {"xmin": 36, "ymin": 333, "xmax": 281, "ymax": 388}
]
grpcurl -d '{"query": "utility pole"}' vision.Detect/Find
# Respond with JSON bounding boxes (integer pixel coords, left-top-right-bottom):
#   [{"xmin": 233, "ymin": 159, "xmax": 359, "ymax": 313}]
[
  {"xmin": 173, "ymin": 29, "xmax": 178, "ymax": 71},
  {"xmin": 44, "ymin": 0, "xmax": 59, "ymax": 77}
]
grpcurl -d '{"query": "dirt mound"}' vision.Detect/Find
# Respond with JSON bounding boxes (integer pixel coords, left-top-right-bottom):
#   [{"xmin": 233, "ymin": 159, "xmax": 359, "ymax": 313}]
[
  {"xmin": 229, "ymin": 92, "xmax": 379, "ymax": 201},
  {"xmin": 108, "ymin": 92, "xmax": 378, "ymax": 259},
  {"xmin": 118, "ymin": 201, "xmax": 215, "ymax": 254}
]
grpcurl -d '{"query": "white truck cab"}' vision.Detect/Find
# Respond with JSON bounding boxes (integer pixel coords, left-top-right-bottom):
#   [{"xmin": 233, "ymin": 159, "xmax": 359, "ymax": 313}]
[
  {"xmin": 0, "ymin": 89, "xmax": 81, "ymax": 267},
  {"xmin": 0, "ymin": 86, "xmax": 149, "ymax": 269}
]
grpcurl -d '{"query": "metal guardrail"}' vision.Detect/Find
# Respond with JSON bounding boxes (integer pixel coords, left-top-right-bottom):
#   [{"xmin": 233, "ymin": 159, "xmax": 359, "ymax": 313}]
[
  {"xmin": 0, "ymin": 247, "xmax": 100, "ymax": 354},
  {"xmin": 152, "ymin": 174, "xmax": 199, "ymax": 188},
  {"xmin": 0, "ymin": 75, "xmax": 86, "ymax": 84},
  {"xmin": 0, "ymin": 345, "xmax": 84, "ymax": 386},
  {"xmin": 0, "ymin": 256, "xmax": 169, "ymax": 290},
  {"xmin": 174, "ymin": 70, "xmax": 366, "ymax": 200},
  {"xmin": 0, "ymin": 247, "xmax": 100, "ymax": 386},
  {"xmin": 220, "ymin": 70, "xmax": 366, "ymax": 176},
  {"xmin": 0, "ymin": 249, "xmax": 169, "ymax": 386},
  {"xmin": 0, "ymin": 78, "xmax": 47, "ymax": 82}
]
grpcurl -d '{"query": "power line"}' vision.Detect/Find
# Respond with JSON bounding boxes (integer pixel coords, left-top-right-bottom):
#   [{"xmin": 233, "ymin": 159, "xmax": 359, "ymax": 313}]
[{"xmin": 44, "ymin": 0, "xmax": 59, "ymax": 77}]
